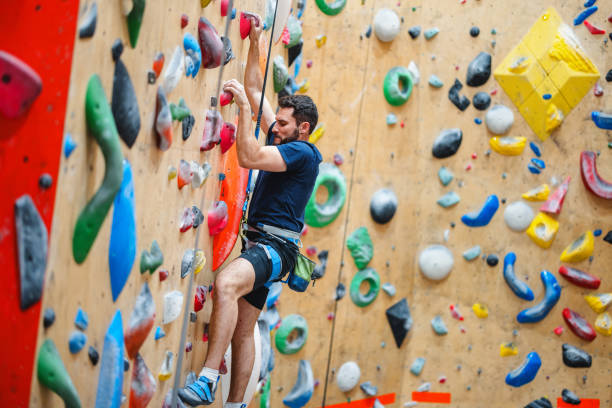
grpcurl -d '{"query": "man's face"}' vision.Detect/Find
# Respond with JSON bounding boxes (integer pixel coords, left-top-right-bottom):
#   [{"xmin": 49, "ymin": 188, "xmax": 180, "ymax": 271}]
[{"xmin": 272, "ymin": 107, "xmax": 300, "ymax": 145}]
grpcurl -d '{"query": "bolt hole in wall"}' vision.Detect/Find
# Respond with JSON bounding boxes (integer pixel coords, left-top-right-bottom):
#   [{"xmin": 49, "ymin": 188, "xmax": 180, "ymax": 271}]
[{"xmin": 315, "ymin": 184, "xmax": 330, "ymax": 205}]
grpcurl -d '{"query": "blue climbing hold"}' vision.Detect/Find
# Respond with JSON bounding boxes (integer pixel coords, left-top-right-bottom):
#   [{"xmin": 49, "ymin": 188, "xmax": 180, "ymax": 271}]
[
  {"xmin": 574, "ymin": 6, "xmax": 597, "ymax": 25},
  {"xmin": 282, "ymin": 360, "xmax": 314, "ymax": 408},
  {"xmin": 75, "ymin": 307, "xmax": 89, "ymax": 330},
  {"xmin": 503, "ymin": 253, "xmax": 534, "ymax": 301},
  {"xmin": 183, "ymin": 32, "xmax": 202, "ymax": 78},
  {"xmin": 231, "ymin": 8, "xmax": 237, "ymax": 19},
  {"xmin": 542, "ymin": 93, "xmax": 551, "ymax": 100},
  {"xmin": 95, "ymin": 310, "xmax": 124, "ymax": 408},
  {"xmin": 68, "ymin": 331, "xmax": 87, "ymax": 354},
  {"xmin": 505, "ymin": 351, "xmax": 541, "ymax": 387},
  {"xmin": 531, "ymin": 158, "xmax": 545, "ymax": 170},
  {"xmin": 108, "ymin": 160, "xmax": 136, "ymax": 302},
  {"xmin": 527, "ymin": 163, "xmax": 541, "ymax": 174},
  {"xmin": 474, "ymin": 118, "xmax": 482, "ymax": 125},
  {"xmin": 594, "ymin": 229, "xmax": 602, "ymax": 237},
  {"xmin": 64, "ymin": 133, "xmax": 77, "ymax": 158},
  {"xmin": 584, "ymin": 0, "xmax": 596, "ymax": 7},
  {"xmin": 517, "ymin": 271, "xmax": 561, "ymax": 323},
  {"xmin": 155, "ymin": 326, "xmax": 166, "ymax": 340},
  {"xmin": 461, "ymin": 195, "xmax": 499, "ymax": 227},
  {"xmin": 529, "ymin": 141, "xmax": 541, "ymax": 157},
  {"xmin": 591, "ymin": 111, "xmax": 612, "ymax": 130}
]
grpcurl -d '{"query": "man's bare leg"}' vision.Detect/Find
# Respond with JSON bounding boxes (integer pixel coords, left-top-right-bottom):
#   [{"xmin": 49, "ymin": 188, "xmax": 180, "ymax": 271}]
[{"xmin": 227, "ymin": 297, "xmax": 262, "ymax": 403}]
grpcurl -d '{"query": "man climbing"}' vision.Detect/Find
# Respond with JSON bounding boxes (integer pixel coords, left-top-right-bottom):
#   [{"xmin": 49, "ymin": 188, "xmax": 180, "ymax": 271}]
[{"xmin": 178, "ymin": 14, "xmax": 322, "ymax": 408}]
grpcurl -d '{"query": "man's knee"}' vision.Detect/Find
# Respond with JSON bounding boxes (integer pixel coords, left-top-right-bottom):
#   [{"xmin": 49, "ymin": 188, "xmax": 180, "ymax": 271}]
[{"xmin": 214, "ymin": 259, "xmax": 255, "ymax": 300}]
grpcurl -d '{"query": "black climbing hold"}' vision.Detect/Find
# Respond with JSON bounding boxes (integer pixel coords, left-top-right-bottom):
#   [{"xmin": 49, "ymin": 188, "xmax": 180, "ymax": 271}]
[
  {"xmin": 370, "ymin": 188, "xmax": 398, "ymax": 224},
  {"xmin": 78, "ymin": 2, "xmax": 97, "ymax": 39},
  {"xmin": 385, "ymin": 298, "xmax": 412, "ymax": 348},
  {"xmin": 466, "ymin": 52, "xmax": 492, "ymax": 87},
  {"xmin": 603, "ymin": 231, "xmax": 612, "ymax": 245},
  {"xmin": 335, "ymin": 283, "xmax": 346, "ymax": 300},
  {"xmin": 448, "ymin": 79, "xmax": 470, "ymax": 111},
  {"xmin": 606, "ymin": 69, "xmax": 612, "ymax": 83},
  {"xmin": 15, "ymin": 195, "xmax": 48, "ymax": 310},
  {"xmin": 43, "ymin": 307, "xmax": 55, "ymax": 329},
  {"xmin": 561, "ymin": 389, "xmax": 581, "ymax": 405},
  {"xmin": 470, "ymin": 26, "xmax": 480, "ymax": 37},
  {"xmin": 111, "ymin": 58, "xmax": 141, "ymax": 148},
  {"xmin": 288, "ymin": 40, "xmax": 303, "ymax": 67},
  {"xmin": 147, "ymin": 70, "xmax": 156, "ymax": 84},
  {"xmin": 472, "ymin": 92, "xmax": 491, "ymax": 111},
  {"xmin": 524, "ymin": 397, "xmax": 552, "ymax": 408},
  {"xmin": 88, "ymin": 345, "xmax": 99, "ymax": 366},
  {"xmin": 111, "ymin": 39, "xmax": 123, "ymax": 62},
  {"xmin": 365, "ymin": 25, "xmax": 372, "ymax": 38},
  {"xmin": 432, "ymin": 128, "xmax": 463, "ymax": 159},
  {"xmin": 38, "ymin": 173, "xmax": 53, "ymax": 189},
  {"xmin": 562, "ymin": 344, "xmax": 592, "ymax": 368},
  {"xmin": 192, "ymin": 206, "xmax": 204, "ymax": 228},
  {"xmin": 182, "ymin": 114, "xmax": 195, "ymax": 141},
  {"xmin": 408, "ymin": 26, "xmax": 421, "ymax": 39},
  {"xmin": 312, "ymin": 250, "xmax": 329, "ymax": 280},
  {"xmin": 221, "ymin": 36, "xmax": 234, "ymax": 66},
  {"xmin": 486, "ymin": 254, "xmax": 499, "ymax": 267},
  {"xmin": 123, "ymin": 357, "xmax": 130, "ymax": 372}
]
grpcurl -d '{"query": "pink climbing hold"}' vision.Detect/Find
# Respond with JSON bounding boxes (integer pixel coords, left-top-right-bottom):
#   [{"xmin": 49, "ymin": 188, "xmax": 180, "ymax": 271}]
[
  {"xmin": 581, "ymin": 151, "xmax": 612, "ymax": 200},
  {"xmin": 201, "ymin": 109, "xmax": 223, "ymax": 151},
  {"xmin": 540, "ymin": 176, "xmax": 570, "ymax": 214},
  {"xmin": 306, "ymin": 60, "xmax": 313, "ymax": 68},
  {"xmin": 450, "ymin": 304, "xmax": 464, "ymax": 321},
  {"xmin": 208, "ymin": 201, "xmax": 229, "ymax": 236},
  {"xmin": 185, "ymin": 342, "xmax": 193, "ymax": 353},
  {"xmin": 593, "ymin": 82, "xmax": 603, "ymax": 97},
  {"xmin": 219, "ymin": 90, "xmax": 234, "ymax": 106},
  {"xmin": 0, "ymin": 50, "xmax": 42, "ymax": 118},
  {"xmin": 333, "ymin": 153, "xmax": 344, "ymax": 165},
  {"xmin": 194, "ymin": 285, "xmax": 208, "ymax": 312},
  {"xmin": 220, "ymin": 122, "xmax": 236, "ymax": 154},
  {"xmin": 554, "ymin": 326, "xmax": 563, "ymax": 336},
  {"xmin": 306, "ymin": 246, "xmax": 317, "ymax": 256},
  {"xmin": 281, "ymin": 26, "xmax": 291, "ymax": 45}
]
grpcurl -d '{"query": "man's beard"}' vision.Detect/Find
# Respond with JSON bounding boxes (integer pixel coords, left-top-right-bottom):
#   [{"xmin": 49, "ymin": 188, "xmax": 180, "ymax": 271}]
[{"xmin": 279, "ymin": 128, "xmax": 300, "ymax": 145}]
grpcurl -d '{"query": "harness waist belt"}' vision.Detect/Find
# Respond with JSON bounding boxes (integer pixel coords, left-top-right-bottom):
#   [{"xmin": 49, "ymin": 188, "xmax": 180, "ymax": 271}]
[{"xmin": 249, "ymin": 223, "xmax": 301, "ymax": 241}]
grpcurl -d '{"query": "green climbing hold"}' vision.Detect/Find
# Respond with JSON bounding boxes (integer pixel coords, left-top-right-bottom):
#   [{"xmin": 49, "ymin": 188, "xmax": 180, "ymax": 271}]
[
  {"xmin": 315, "ymin": 0, "xmax": 347, "ymax": 16},
  {"xmin": 350, "ymin": 268, "xmax": 380, "ymax": 307},
  {"xmin": 73, "ymin": 75, "xmax": 123, "ymax": 264},
  {"xmin": 275, "ymin": 314, "xmax": 308, "ymax": 355},
  {"xmin": 273, "ymin": 56, "xmax": 289, "ymax": 93},
  {"xmin": 37, "ymin": 339, "xmax": 81, "ymax": 408},
  {"xmin": 170, "ymin": 98, "xmax": 191, "ymax": 121},
  {"xmin": 383, "ymin": 67, "xmax": 413, "ymax": 106},
  {"xmin": 140, "ymin": 240, "xmax": 163, "ymax": 274},
  {"xmin": 126, "ymin": 0, "xmax": 146, "ymax": 48},
  {"xmin": 260, "ymin": 375, "xmax": 271, "ymax": 408},
  {"xmin": 304, "ymin": 163, "xmax": 346, "ymax": 227},
  {"xmin": 346, "ymin": 227, "xmax": 373, "ymax": 270}
]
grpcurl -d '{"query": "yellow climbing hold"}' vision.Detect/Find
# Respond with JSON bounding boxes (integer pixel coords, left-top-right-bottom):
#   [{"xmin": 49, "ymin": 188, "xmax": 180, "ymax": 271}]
[
  {"xmin": 500, "ymin": 342, "xmax": 518, "ymax": 357},
  {"xmin": 493, "ymin": 7, "xmax": 599, "ymax": 140},
  {"xmin": 526, "ymin": 212, "xmax": 559, "ymax": 249},
  {"xmin": 309, "ymin": 123, "xmax": 325, "ymax": 144},
  {"xmin": 560, "ymin": 231, "xmax": 594, "ymax": 263},
  {"xmin": 315, "ymin": 35, "xmax": 327, "ymax": 48},
  {"xmin": 595, "ymin": 312, "xmax": 612, "ymax": 336},
  {"xmin": 472, "ymin": 303, "xmax": 489, "ymax": 318},
  {"xmin": 585, "ymin": 293, "xmax": 612, "ymax": 314},
  {"xmin": 522, "ymin": 184, "xmax": 550, "ymax": 201},
  {"xmin": 168, "ymin": 166, "xmax": 177, "ymax": 181},
  {"xmin": 200, "ymin": 0, "xmax": 212, "ymax": 7},
  {"xmin": 297, "ymin": 79, "xmax": 310, "ymax": 94},
  {"xmin": 193, "ymin": 250, "xmax": 206, "ymax": 275},
  {"xmin": 489, "ymin": 136, "xmax": 527, "ymax": 156}
]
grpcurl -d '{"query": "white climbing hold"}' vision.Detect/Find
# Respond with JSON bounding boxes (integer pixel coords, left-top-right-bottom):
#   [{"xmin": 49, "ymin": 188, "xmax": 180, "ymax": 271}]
[
  {"xmin": 373, "ymin": 9, "xmax": 400, "ymax": 42},
  {"xmin": 485, "ymin": 105, "xmax": 514, "ymax": 135},
  {"xmin": 417, "ymin": 382, "xmax": 431, "ymax": 392},
  {"xmin": 336, "ymin": 361, "xmax": 361, "ymax": 392},
  {"xmin": 504, "ymin": 201, "xmax": 535, "ymax": 232},
  {"xmin": 418, "ymin": 245, "xmax": 454, "ymax": 281},
  {"xmin": 407, "ymin": 61, "xmax": 420, "ymax": 85},
  {"xmin": 162, "ymin": 290, "xmax": 183, "ymax": 324}
]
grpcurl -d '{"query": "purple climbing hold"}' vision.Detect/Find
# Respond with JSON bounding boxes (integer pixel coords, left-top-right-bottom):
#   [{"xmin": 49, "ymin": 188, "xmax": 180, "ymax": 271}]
[{"xmin": 15, "ymin": 194, "xmax": 48, "ymax": 310}]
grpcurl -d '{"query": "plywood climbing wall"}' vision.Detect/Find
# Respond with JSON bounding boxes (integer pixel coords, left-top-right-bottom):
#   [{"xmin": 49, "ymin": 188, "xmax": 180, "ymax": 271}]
[{"xmin": 0, "ymin": 0, "xmax": 608, "ymax": 407}]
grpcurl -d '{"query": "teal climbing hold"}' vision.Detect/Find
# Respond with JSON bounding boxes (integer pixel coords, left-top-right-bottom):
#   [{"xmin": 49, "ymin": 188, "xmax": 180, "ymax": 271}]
[
  {"xmin": 462, "ymin": 245, "xmax": 481, "ymax": 261},
  {"xmin": 315, "ymin": 0, "xmax": 347, "ymax": 16},
  {"xmin": 438, "ymin": 166, "xmax": 454, "ymax": 186},
  {"xmin": 275, "ymin": 314, "xmax": 308, "ymax": 355},
  {"xmin": 346, "ymin": 227, "xmax": 373, "ymax": 270},
  {"xmin": 140, "ymin": 240, "xmax": 163, "ymax": 274},
  {"xmin": 349, "ymin": 268, "xmax": 380, "ymax": 307},
  {"xmin": 383, "ymin": 67, "xmax": 413, "ymax": 106},
  {"xmin": 73, "ymin": 75, "xmax": 123, "ymax": 264},
  {"xmin": 304, "ymin": 163, "xmax": 346, "ymax": 227},
  {"xmin": 437, "ymin": 191, "xmax": 460, "ymax": 208},
  {"xmin": 37, "ymin": 339, "xmax": 82, "ymax": 408}
]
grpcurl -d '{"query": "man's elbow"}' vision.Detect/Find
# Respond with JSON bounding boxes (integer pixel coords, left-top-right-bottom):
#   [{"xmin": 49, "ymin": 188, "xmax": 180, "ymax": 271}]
[{"xmin": 237, "ymin": 153, "xmax": 254, "ymax": 169}]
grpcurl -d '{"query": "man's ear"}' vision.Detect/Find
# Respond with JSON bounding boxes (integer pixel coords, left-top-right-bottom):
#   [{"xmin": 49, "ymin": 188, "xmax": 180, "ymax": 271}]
[{"xmin": 299, "ymin": 121, "xmax": 310, "ymax": 136}]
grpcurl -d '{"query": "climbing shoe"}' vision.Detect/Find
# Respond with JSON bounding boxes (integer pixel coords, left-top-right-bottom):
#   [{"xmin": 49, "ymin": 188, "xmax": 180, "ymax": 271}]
[{"xmin": 177, "ymin": 375, "xmax": 219, "ymax": 406}]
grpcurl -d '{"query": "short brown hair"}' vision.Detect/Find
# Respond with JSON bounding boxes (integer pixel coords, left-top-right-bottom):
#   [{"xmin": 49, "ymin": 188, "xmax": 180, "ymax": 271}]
[{"xmin": 278, "ymin": 95, "xmax": 318, "ymax": 135}]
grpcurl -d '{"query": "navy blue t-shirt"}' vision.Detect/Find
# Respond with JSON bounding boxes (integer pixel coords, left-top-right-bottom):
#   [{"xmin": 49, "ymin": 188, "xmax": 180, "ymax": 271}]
[{"xmin": 248, "ymin": 122, "xmax": 322, "ymax": 233}]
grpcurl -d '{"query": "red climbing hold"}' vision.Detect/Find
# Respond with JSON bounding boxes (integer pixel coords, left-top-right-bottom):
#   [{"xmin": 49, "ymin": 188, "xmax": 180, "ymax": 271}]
[
  {"xmin": 219, "ymin": 358, "xmax": 228, "ymax": 374},
  {"xmin": 181, "ymin": 14, "xmax": 189, "ymax": 29},
  {"xmin": 240, "ymin": 12, "xmax": 258, "ymax": 39},
  {"xmin": 593, "ymin": 82, "xmax": 603, "ymax": 97},
  {"xmin": 581, "ymin": 151, "xmax": 612, "ymax": 200},
  {"xmin": 159, "ymin": 269, "xmax": 169, "ymax": 282},
  {"xmin": 198, "ymin": 17, "xmax": 224, "ymax": 69},
  {"xmin": 281, "ymin": 26, "xmax": 290, "ymax": 45},
  {"xmin": 554, "ymin": 326, "xmax": 563, "ymax": 336},
  {"xmin": 0, "ymin": 51, "xmax": 42, "ymax": 118},
  {"xmin": 583, "ymin": 20, "xmax": 605, "ymax": 35},
  {"xmin": 220, "ymin": 0, "xmax": 229, "ymax": 17},
  {"xmin": 219, "ymin": 90, "xmax": 234, "ymax": 106},
  {"xmin": 450, "ymin": 304, "xmax": 464, "ymax": 321},
  {"xmin": 562, "ymin": 308, "xmax": 596, "ymax": 342},
  {"xmin": 194, "ymin": 285, "xmax": 208, "ymax": 312},
  {"xmin": 540, "ymin": 176, "xmax": 570, "ymax": 214},
  {"xmin": 208, "ymin": 201, "xmax": 229, "ymax": 236},
  {"xmin": 219, "ymin": 122, "xmax": 236, "ymax": 154},
  {"xmin": 558, "ymin": 265, "xmax": 600, "ymax": 289},
  {"xmin": 152, "ymin": 52, "xmax": 164, "ymax": 78}
]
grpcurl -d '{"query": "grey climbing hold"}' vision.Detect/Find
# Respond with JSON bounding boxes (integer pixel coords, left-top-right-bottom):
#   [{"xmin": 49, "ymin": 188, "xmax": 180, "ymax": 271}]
[
  {"xmin": 386, "ymin": 298, "xmax": 412, "ymax": 348},
  {"xmin": 466, "ymin": 52, "xmax": 492, "ymax": 87},
  {"xmin": 39, "ymin": 173, "xmax": 53, "ymax": 189},
  {"xmin": 428, "ymin": 74, "xmax": 443, "ymax": 88},
  {"xmin": 112, "ymin": 54, "xmax": 141, "ymax": 148},
  {"xmin": 408, "ymin": 26, "xmax": 421, "ymax": 39},
  {"xmin": 561, "ymin": 389, "xmax": 581, "ymax": 405},
  {"xmin": 485, "ymin": 105, "xmax": 514, "ymax": 135},
  {"xmin": 438, "ymin": 166, "xmax": 454, "ymax": 185},
  {"xmin": 525, "ymin": 397, "xmax": 553, "ymax": 408},
  {"xmin": 432, "ymin": 128, "xmax": 463, "ymax": 158},
  {"xmin": 312, "ymin": 250, "xmax": 328, "ymax": 280},
  {"xmin": 78, "ymin": 1, "xmax": 98, "ymax": 38},
  {"xmin": 337, "ymin": 361, "xmax": 360, "ymax": 392},
  {"xmin": 373, "ymin": 9, "xmax": 400, "ymax": 42},
  {"xmin": 486, "ymin": 254, "xmax": 499, "ymax": 267},
  {"xmin": 448, "ymin": 79, "xmax": 470, "ymax": 111},
  {"xmin": 370, "ymin": 188, "xmax": 398, "ymax": 224},
  {"xmin": 360, "ymin": 381, "xmax": 377, "ymax": 397},
  {"xmin": 15, "ymin": 195, "xmax": 48, "ymax": 310},
  {"xmin": 182, "ymin": 115, "xmax": 195, "ymax": 141},
  {"xmin": 470, "ymin": 26, "xmax": 480, "ymax": 37},
  {"xmin": 562, "ymin": 344, "xmax": 592, "ymax": 368},
  {"xmin": 462, "ymin": 245, "xmax": 481, "ymax": 261},
  {"xmin": 382, "ymin": 282, "xmax": 396, "ymax": 297},
  {"xmin": 504, "ymin": 201, "xmax": 534, "ymax": 232},
  {"xmin": 472, "ymin": 92, "xmax": 491, "ymax": 111},
  {"xmin": 419, "ymin": 245, "xmax": 453, "ymax": 281},
  {"xmin": 431, "ymin": 315, "xmax": 448, "ymax": 335}
]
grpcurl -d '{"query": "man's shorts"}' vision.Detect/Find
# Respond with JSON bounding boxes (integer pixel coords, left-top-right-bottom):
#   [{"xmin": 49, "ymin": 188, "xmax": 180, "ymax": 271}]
[{"xmin": 239, "ymin": 230, "xmax": 298, "ymax": 310}]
